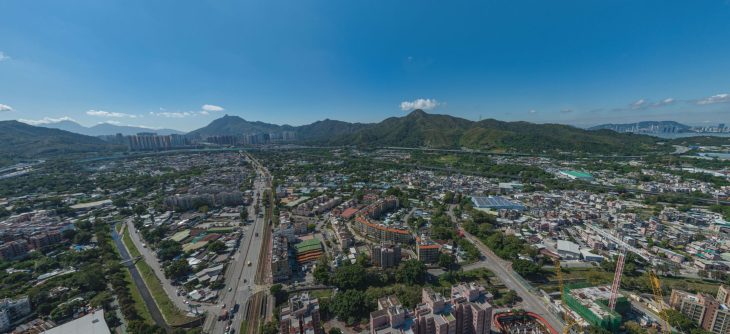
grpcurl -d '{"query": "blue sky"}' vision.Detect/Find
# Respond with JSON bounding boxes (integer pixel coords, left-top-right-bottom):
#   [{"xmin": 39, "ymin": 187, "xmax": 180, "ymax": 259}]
[{"xmin": 1, "ymin": 0, "xmax": 730, "ymax": 131}]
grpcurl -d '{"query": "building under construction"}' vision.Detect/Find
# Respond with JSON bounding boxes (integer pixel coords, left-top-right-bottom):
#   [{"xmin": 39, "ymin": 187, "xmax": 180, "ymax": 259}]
[{"xmin": 562, "ymin": 285, "xmax": 629, "ymax": 333}]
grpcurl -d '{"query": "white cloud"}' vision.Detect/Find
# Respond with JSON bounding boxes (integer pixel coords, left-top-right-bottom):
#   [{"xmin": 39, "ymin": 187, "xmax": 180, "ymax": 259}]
[
  {"xmin": 100, "ymin": 120, "xmax": 122, "ymax": 125},
  {"xmin": 152, "ymin": 111, "xmax": 194, "ymax": 118},
  {"xmin": 560, "ymin": 109, "xmax": 574, "ymax": 113},
  {"xmin": 202, "ymin": 104, "xmax": 224, "ymax": 112},
  {"xmin": 19, "ymin": 116, "xmax": 75, "ymax": 125},
  {"xmin": 529, "ymin": 109, "xmax": 537, "ymax": 113},
  {"xmin": 0, "ymin": 52, "xmax": 10, "ymax": 62},
  {"xmin": 0, "ymin": 104, "xmax": 13, "ymax": 112},
  {"xmin": 86, "ymin": 110, "xmax": 137, "ymax": 118},
  {"xmin": 653, "ymin": 97, "xmax": 675, "ymax": 107},
  {"xmin": 631, "ymin": 99, "xmax": 647, "ymax": 109},
  {"xmin": 696, "ymin": 93, "xmax": 730, "ymax": 105},
  {"xmin": 400, "ymin": 98, "xmax": 440, "ymax": 111}
]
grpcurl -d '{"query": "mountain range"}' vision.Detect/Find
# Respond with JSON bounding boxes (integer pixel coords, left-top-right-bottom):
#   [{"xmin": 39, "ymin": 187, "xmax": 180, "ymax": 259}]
[
  {"xmin": 188, "ymin": 110, "xmax": 661, "ymax": 154},
  {"xmin": 9, "ymin": 110, "xmax": 727, "ymax": 167},
  {"xmin": 0, "ymin": 121, "xmax": 122, "ymax": 166},
  {"xmin": 36, "ymin": 120, "xmax": 184, "ymax": 136}
]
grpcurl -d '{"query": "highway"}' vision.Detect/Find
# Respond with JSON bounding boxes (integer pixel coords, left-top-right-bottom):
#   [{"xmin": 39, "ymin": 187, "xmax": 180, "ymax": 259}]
[
  {"xmin": 204, "ymin": 155, "xmax": 269, "ymax": 334},
  {"xmin": 448, "ymin": 206, "xmax": 564, "ymax": 331}
]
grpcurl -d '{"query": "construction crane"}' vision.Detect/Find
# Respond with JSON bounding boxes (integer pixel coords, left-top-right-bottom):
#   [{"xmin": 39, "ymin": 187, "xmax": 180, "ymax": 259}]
[
  {"xmin": 555, "ymin": 259, "xmax": 576, "ymax": 334},
  {"xmin": 649, "ymin": 270, "xmax": 671, "ymax": 334},
  {"xmin": 608, "ymin": 248, "xmax": 628, "ymax": 310},
  {"xmin": 606, "ymin": 245, "xmax": 671, "ymax": 334}
]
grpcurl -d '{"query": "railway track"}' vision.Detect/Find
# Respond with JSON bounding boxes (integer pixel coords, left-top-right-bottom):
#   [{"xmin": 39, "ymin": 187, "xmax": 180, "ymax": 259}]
[{"xmin": 243, "ymin": 292, "xmax": 266, "ymax": 334}]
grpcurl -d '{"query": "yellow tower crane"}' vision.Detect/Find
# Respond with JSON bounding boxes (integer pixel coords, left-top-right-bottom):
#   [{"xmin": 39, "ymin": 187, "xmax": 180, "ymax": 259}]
[{"xmin": 649, "ymin": 271, "xmax": 671, "ymax": 334}]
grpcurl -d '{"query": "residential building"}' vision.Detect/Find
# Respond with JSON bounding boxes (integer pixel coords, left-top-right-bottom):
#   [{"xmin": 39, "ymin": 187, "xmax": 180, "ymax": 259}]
[
  {"xmin": 280, "ymin": 293, "xmax": 322, "ymax": 334},
  {"xmin": 0, "ymin": 241, "xmax": 29, "ymax": 261},
  {"xmin": 0, "ymin": 297, "xmax": 31, "ymax": 332},
  {"xmin": 670, "ymin": 287, "xmax": 730, "ymax": 334},
  {"xmin": 416, "ymin": 236, "xmax": 440, "ymax": 264},
  {"xmin": 371, "ymin": 243, "xmax": 401, "ymax": 269},
  {"xmin": 368, "ymin": 284, "xmax": 493, "ymax": 334},
  {"xmin": 370, "ymin": 295, "xmax": 408, "ymax": 334},
  {"xmin": 28, "ymin": 231, "xmax": 63, "ymax": 250}
]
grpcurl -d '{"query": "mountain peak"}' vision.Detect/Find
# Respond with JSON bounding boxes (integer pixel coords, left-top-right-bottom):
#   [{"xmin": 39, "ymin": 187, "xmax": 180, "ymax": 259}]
[{"xmin": 407, "ymin": 109, "xmax": 428, "ymax": 117}]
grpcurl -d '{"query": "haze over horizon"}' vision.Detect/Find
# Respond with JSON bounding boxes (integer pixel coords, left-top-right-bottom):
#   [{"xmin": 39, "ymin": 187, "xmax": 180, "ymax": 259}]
[{"xmin": 2, "ymin": 1, "xmax": 730, "ymax": 131}]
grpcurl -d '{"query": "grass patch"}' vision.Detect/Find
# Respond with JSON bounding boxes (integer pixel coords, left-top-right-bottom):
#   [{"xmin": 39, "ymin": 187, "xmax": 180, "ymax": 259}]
[
  {"xmin": 106, "ymin": 230, "xmax": 154, "ymax": 325},
  {"xmin": 536, "ymin": 267, "xmax": 721, "ymax": 295},
  {"xmin": 309, "ymin": 289, "xmax": 333, "ymax": 299},
  {"xmin": 239, "ymin": 319, "xmax": 248, "ymax": 334},
  {"xmin": 122, "ymin": 265, "xmax": 154, "ymax": 324},
  {"xmin": 122, "ymin": 228, "xmax": 194, "ymax": 326}
]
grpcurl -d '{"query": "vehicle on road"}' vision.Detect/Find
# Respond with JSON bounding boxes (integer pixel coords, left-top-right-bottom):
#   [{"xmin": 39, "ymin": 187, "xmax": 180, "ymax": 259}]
[
  {"xmin": 228, "ymin": 287, "xmax": 232, "ymax": 292},
  {"xmin": 255, "ymin": 232, "xmax": 259, "ymax": 237},
  {"xmin": 219, "ymin": 309, "xmax": 229, "ymax": 321},
  {"xmin": 247, "ymin": 261, "xmax": 252, "ymax": 266},
  {"xmin": 243, "ymin": 278, "xmax": 247, "ymax": 283},
  {"xmin": 232, "ymin": 303, "xmax": 240, "ymax": 313}
]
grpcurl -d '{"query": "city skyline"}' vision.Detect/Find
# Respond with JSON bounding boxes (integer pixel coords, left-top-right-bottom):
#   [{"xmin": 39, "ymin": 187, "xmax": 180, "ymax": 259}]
[{"xmin": 2, "ymin": 1, "xmax": 730, "ymax": 131}]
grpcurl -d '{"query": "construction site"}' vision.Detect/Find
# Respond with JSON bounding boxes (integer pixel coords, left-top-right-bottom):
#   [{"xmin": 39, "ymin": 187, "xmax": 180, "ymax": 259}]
[
  {"xmin": 562, "ymin": 285, "xmax": 628, "ymax": 332},
  {"xmin": 493, "ymin": 311, "xmax": 558, "ymax": 334},
  {"xmin": 553, "ymin": 245, "xmax": 671, "ymax": 334}
]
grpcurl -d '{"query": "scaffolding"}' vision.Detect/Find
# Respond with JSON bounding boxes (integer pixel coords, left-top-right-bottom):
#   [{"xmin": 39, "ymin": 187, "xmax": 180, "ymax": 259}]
[{"xmin": 562, "ymin": 284, "xmax": 627, "ymax": 333}]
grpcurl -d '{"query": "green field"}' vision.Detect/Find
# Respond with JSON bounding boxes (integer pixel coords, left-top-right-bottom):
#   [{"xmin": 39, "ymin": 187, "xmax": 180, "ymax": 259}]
[
  {"xmin": 122, "ymin": 227, "xmax": 195, "ymax": 326},
  {"xmin": 535, "ymin": 267, "xmax": 721, "ymax": 295}
]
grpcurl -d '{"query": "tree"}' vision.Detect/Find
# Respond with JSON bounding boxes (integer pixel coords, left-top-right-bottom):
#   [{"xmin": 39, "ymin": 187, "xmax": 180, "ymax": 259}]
[
  {"xmin": 438, "ymin": 253, "xmax": 455, "ymax": 269},
  {"xmin": 333, "ymin": 263, "xmax": 367, "ymax": 290},
  {"xmin": 207, "ymin": 240, "xmax": 226, "ymax": 254},
  {"xmin": 313, "ymin": 258, "xmax": 331, "ymax": 285},
  {"xmin": 512, "ymin": 259, "xmax": 541, "ymax": 277},
  {"xmin": 270, "ymin": 284, "xmax": 288, "ymax": 306},
  {"xmin": 165, "ymin": 258, "xmax": 191, "ymax": 281},
  {"xmin": 624, "ymin": 321, "xmax": 648, "ymax": 334},
  {"xmin": 73, "ymin": 230, "xmax": 93, "ymax": 244},
  {"xmin": 587, "ymin": 326, "xmax": 612, "ymax": 334},
  {"xmin": 662, "ymin": 309, "xmax": 698, "ymax": 333},
  {"xmin": 396, "ymin": 260, "xmax": 426, "ymax": 285},
  {"xmin": 330, "ymin": 290, "xmax": 371, "ymax": 325},
  {"xmin": 133, "ymin": 204, "xmax": 147, "ymax": 216},
  {"xmin": 157, "ymin": 240, "xmax": 182, "ymax": 261},
  {"xmin": 329, "ymin": 329, "xmax": 343, "ymax": 334}
]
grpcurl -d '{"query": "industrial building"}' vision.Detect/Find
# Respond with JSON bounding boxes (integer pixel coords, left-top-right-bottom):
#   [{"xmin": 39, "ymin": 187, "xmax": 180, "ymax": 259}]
[
  {"xmin": 559, "ymin": 170, "xmax": 594, "ymax": 181},
  {"xmin": 471, "ymin": 196, "xmax": 526, "ymax": 211},
  {"xmin": 43, "ymin": 309, "xmax": 110, "ymax": 334},
  {"xmin": 562, "ymin": 285, "xmax": 627, "ymax": 332}
]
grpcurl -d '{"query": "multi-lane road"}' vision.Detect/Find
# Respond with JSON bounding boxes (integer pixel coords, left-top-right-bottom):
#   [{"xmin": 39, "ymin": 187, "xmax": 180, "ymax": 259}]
[
  {"xmin": 126, "ymin": 153, "xmax": 271, "ymax": 334},
  {"xmin": 205, "ymin": 156, "xmax": 270, "ymax": 334},
  {"xmin": 448, "ymin": 206, "xmax": 564, "ymax": 332}
]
